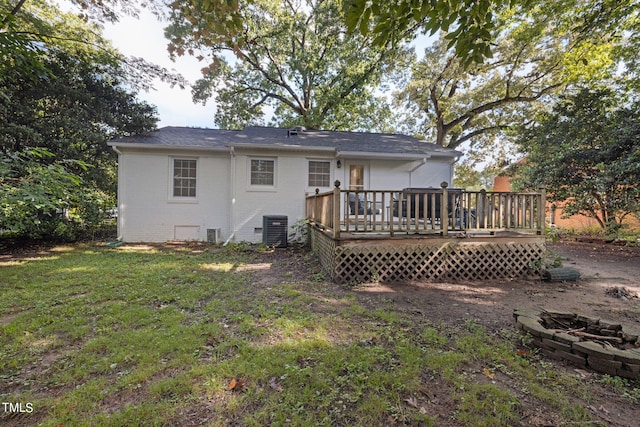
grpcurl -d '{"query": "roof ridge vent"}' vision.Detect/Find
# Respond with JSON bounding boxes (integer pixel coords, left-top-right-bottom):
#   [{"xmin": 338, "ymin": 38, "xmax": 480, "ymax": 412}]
[{"xmin": 287, "ymin": 126, "xmax": 306, "ymax": 137}]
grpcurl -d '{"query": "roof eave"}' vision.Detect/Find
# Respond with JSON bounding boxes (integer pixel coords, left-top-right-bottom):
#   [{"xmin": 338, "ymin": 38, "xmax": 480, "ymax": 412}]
[
  {"xmin": 229, "ymin": 142, "xmax": 336, "ymax": 154},
  {"xmin": 107, "ymin": 141, "xmax": 229, "ymax": 152},
  {"xmin": 337, "ymin": 151, "xmax": 445, "ymax": 161}
]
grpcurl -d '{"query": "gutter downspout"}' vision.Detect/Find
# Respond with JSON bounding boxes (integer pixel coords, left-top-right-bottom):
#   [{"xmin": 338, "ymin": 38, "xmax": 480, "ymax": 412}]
[
  {"xmin": 409, "ymin": 157, "xmax": 428, "ymax": 187},
  {"xmin": 451, "ymin": 155, "xmax": 462, "ymax": 186},
  {"xmin": 224, "ymin": 146, "xmax": 236, "ymax": 246}
]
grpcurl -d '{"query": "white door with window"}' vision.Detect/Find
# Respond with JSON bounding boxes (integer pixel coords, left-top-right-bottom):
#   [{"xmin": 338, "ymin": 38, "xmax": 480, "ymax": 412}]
[
  {"xmin": 346, "ymin": 162, "xmax": 368, "ymax": 190},
  {"xmin": 343, "ymin": 161, "xmax": 370, "ymax": 217}
]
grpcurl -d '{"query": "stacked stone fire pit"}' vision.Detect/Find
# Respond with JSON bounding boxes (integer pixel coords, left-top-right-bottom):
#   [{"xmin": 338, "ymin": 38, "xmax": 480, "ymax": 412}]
[{"xmin": 514, "ymin": 308, "xmax": 640, "ymax": 379}]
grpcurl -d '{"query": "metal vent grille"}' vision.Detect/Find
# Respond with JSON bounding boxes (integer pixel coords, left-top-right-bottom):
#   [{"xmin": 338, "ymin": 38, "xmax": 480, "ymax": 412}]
[{"xmin": 263, "ymin": 215, "xmax": 288, "ymax": 248}]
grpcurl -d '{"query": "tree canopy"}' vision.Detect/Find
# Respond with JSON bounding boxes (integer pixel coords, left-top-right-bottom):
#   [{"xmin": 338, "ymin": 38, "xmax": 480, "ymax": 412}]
[
  {"xmin": 165, "ymin": 0, "xmax": 411, "ymax": 131},
  {"xmin": 385, "ymin": 0, "xmax": 638, "ymax": 187},
  {"xmin": 343, "ymin": 0, "xmax": 518, "ymax": 66},
  {"xmin": 512, "ymin": 88, "xmax": 640, "ymax": 232},
  {"xmin": 0, "ymin": 0, "xmax": 160, "ymax": 239}
]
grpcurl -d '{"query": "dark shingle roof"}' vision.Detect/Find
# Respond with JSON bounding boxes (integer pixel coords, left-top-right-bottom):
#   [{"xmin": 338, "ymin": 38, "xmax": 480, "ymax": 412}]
[{"xmin": 109, "ymin": 126, "xmax": 461, "ymax": 158}]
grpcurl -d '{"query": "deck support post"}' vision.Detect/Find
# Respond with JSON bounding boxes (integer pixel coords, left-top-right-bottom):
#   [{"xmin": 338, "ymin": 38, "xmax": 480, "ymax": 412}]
[
  {"xmin": 441, "ymin": 181, "xmax": 449, "ymax": 236},
  {"xmin": 333, "ymin": 180, "xmax": 341, "ymax": 239}
]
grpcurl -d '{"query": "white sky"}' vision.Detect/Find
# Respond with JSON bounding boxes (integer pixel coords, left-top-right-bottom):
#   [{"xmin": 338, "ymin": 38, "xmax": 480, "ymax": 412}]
[{"xmin": 102, "ymin": 10, "xmax": 216, "ymax": 128}]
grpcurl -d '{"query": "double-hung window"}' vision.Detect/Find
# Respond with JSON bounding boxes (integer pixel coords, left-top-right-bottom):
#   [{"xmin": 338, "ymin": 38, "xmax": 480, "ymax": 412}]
[
  {"xmin": 308, "ymin": 160, "xmax": 330, "ymax": 187},
  {"xmin": 250, "ymin": 159, "xmax": 275, "ymax": 186},
  {"xmin": 172, "ymin": 158, "xmax": 197, "ymax": 198}
]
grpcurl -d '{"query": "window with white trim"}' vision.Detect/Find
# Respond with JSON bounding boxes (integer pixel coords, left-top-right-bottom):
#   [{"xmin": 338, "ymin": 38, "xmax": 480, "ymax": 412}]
[
  {"xmin": 308, "ymin": 160, "xmax": 330, "ymax": 187},
  {"xmin": 172, "ymin": 158, "xmax": 197, "ymax": 197},
  {"xmin": 250, "ymin": 158, "xmax": 275, "ymax": 186}
]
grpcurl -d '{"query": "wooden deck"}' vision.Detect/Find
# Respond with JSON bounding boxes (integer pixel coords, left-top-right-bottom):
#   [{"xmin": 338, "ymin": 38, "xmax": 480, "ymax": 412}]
[
  {"xmin": 306, "ymin": 182, "xmax": 546, "ymax": 283},
  {"xmin": 306, "ymin": 182, "xmax": 545, "ymax": 239}
]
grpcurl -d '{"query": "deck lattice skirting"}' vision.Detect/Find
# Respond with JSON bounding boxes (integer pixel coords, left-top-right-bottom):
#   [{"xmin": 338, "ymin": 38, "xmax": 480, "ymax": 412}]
[{"xmin": 310, "ymin": 227, "xmax": 546, "ymax": 284}]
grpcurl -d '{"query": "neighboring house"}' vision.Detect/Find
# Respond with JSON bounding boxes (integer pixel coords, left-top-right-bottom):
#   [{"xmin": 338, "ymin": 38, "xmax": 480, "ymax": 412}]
[{"xmin": 108, "ymin": 126, "xmax": 462, "ymax": 243}]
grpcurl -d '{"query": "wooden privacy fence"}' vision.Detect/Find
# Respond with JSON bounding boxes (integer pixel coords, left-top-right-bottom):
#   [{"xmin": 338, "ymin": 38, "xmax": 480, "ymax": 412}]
[{"xmin": 306, "ymin": 181, "xmax": 546, "ymax": 239}]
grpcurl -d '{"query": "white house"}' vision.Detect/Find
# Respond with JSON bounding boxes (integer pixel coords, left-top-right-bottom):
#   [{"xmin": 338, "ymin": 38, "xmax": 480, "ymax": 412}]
[{"xmin": 108, "ymin": 126, "xmax": 462, "ymax": 243}]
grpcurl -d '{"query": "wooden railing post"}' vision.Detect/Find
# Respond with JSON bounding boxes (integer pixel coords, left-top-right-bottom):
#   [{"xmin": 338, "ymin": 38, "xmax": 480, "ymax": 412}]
[
  {"xmin": 389, "ymin": 193, "xmax": 395, "ymax": 237},
  {"xmin": 314, "ymin": 188, "xmax": 319, "ymax": 223},
  {"xmin": 441, "ymin": 181, "xmax": 449, "ymax": 236},
  {"xmin": 478, "ymin": 189, "xmax": 486, "ymax": 229},
  {"xmin": 333, "ymin": 180, "xmax": 341, "ymax": 239},
  {"xmin": 538, "ymin": 186, "xmax": 546, "ymax": 235}
]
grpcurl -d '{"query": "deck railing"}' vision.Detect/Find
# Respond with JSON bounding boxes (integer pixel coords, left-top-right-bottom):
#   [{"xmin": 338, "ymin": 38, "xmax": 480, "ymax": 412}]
[{"xmin": 306, "ymin": 181, "xmax": 545, "ymax": 239}]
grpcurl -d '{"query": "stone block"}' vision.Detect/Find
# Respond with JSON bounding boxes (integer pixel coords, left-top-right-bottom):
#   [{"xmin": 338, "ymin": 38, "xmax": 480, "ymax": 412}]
[
  {"xmin": 621, "ymin": 326, "xmax": 640, "ymax": 343},
  {"xmin": 542, "ymin": 308, "xmax": 577, "ymax": 320},
  {"xmin": 541, "ymin": 349, "xmax": 562, "ymax": 361},
  {"xmin": 556, "ymin": 350, "xmax": 587, "ymax": 367},
  {"xmin": 573, "ymin": 341, "xmax": 616, "ymax": 360},
  {"xmin": 576, "ymin": 314, "xmax": 599, "ymax": 325},
  {"xmin": 518, "ymin": 316, "xmax": 555, "ymax": 339},
  {"xmin": 616, "ymin": 367, "xmax": 639, "ymax": 380},
  {"xmin": 598, "ymin": 319, "xmax": 622, "ymax": 331},
  {"xmin": 543, "ymin": 338, "xmax": 572, "ymax": 352},
  {"xmin": 610, "ymin": 348, "xmax": 640, "ymax": 365},
  {"xmin": 513, "ymin": 308, "xmax": 542, "ymax": 321},
  {"xmin": 532, "ymin": 337, "xmax": 556, "ymax": 351},
  {"xmin": 587, "ymin": 356, "xmax": 622, "ymax": 376},
  {"xmin": 621, "ymin": 362, "xmax": 640, "ymax": 374},
  {"xmin": 553, "ymin": 332, "xmax": 581, "ymax": 345}
]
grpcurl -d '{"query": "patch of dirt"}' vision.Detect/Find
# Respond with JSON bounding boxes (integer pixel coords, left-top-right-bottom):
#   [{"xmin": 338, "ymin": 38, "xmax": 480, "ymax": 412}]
[
  {"xmin": 351, "ymin": 240, "xmax": 640, "ymax": 334},
  {"xmin": 252, "ymin": 239, "xmax": 640, "ymax": 426},
  {"xmin": 252, "ymin": 241, "xmax": 640, "ymax": 341}
]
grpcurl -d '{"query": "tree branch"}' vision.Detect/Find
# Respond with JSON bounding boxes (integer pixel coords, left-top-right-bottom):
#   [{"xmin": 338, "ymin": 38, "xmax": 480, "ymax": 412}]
[
  {"xmin": 1, "ymin": 0, "xmax": 27, "ymax": 30},
  {"xmin": 443, "ymin": 82, "xmax": 563, "ymax": 146}
]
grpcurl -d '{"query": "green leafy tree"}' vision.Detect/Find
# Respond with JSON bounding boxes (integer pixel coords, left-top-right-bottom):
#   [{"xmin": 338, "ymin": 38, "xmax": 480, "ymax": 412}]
[
  {"xmin": 0, "ymin": 0, "xmax": 161, "ymax": 239},
  {"xmin": 343, "ymin": 0, "xmax": 518, "ymax": 66},
  {"xmin": 0, "ymin": 149, "xmax": 100, "ymax": 239},
  {"xmin": 394, "ymin": 1, "xmax": 620, "ymax": 161},
  {"xmin": 165, "ymin": 0, "xmax": 411, "ymax": 131},
  {"xmin": 513, "ymin": 88, "xmax": 640, "ymax": 232}
]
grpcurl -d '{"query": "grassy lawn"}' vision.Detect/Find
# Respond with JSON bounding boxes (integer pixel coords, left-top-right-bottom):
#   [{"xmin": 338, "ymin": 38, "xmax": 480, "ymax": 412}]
[{"xmin": 0, "ymin": 243, "xmax": 637, "ymax": 426}]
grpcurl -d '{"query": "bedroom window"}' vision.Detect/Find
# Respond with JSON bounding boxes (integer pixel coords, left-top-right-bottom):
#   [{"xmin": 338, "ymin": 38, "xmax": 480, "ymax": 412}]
[
  {"xmin": 173, "ymin": 158, "xmax": 197, "ymax": 197},
  {"xmin": 308, "ymin": 160, "xmax": 330, "ymax": 187},
  {"xmin": 250, "ymin": 159, "xmax": 275, "ymax": 186}
]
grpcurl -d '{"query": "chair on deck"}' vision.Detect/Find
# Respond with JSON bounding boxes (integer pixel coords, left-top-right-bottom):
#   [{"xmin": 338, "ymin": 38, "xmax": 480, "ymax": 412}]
[{"xmin": 348, "ymin": 193, "xmax": 380, "ymax": 215}]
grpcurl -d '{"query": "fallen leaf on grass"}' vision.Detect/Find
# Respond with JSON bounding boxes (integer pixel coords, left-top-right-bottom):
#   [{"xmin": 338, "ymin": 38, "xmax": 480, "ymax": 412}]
[
  {"xmin": 482, "ymin": 368, "xmax": 495, "ymax": 379},
  {"xmin": 516, "ymin": 349, "xmax": 529, "ymax": 357},
  {"xmin": 204, "ymin": 332, "xmax": 226, "ymax": 347},
  {"xmin": 228, "ymin": 377, "xmax": 244, "ymax": 391},
  {"xmin": 269, "ymin": 377, "xmax": 283, "ymax": 392},
  {"xmin": 361, "ymin": 336, "xmax": 377, "ymax": 346},
  {"xmin": 404, "ymin": 396, "xmax": 419, "ymax": 408}
]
